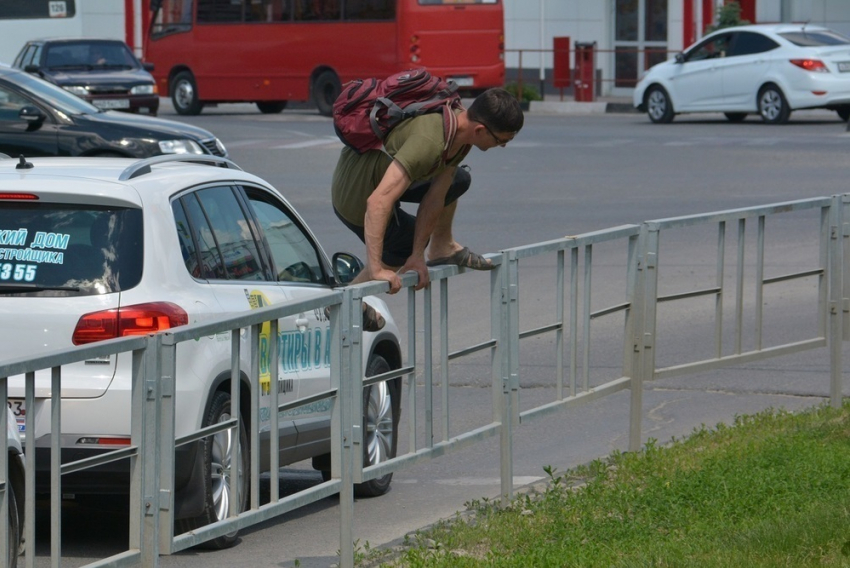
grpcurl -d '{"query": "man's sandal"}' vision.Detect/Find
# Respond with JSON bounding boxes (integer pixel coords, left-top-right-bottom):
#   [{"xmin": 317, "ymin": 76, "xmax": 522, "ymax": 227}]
[
  {"xmin": 323, "ymin": 302, "xmax": 385, "ymax": 332},
  {"xmin": 426, "ymin": 246, "xmax": 495, "ymax": 271}
]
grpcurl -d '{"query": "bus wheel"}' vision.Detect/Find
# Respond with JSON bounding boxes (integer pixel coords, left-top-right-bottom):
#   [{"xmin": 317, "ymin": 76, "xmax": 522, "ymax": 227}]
[
  {"xmin": 256, "ymin": 101, "xmax": 288, "ymax": 114},
  {"xmin": 172, "ymin": 71, "xmax": 203, "ymax": 116},
  {"xmin": 313, "ymin": 71, "xmax": 340, "ymax": 117}
]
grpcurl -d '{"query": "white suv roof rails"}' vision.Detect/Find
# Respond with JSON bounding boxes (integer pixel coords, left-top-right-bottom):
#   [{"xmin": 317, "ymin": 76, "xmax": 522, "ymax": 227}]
[{"xmin": 120, "ymin": 154, "xmax": 242, "ymax": 180}]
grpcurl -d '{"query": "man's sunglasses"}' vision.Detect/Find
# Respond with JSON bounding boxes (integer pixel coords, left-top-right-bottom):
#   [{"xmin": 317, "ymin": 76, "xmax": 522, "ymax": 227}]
[{"xmin": 480, "ymin": 122, "xmax": 512, "ymax": 146}]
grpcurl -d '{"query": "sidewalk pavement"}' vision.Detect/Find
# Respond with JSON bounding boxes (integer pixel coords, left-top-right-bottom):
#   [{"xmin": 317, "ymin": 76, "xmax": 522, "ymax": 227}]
[
  {"xmin": 458, "ymin": 94, "xmax": 638, "ymax": 115},
  {"xmin": 532, "ymin": 95, "xmax": 638, "ymax": 114}
]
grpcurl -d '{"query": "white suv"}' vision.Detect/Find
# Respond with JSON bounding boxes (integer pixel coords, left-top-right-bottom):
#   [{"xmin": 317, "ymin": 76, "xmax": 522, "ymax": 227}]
[{"xmin": 0, "ymin": 154, "xmax": 401, "ymax": 548}]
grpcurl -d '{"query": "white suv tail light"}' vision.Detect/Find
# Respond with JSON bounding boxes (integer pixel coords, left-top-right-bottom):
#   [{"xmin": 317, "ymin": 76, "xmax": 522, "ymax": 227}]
[{"xmin": 72, "ymin": 302, "xmax": 188, "ymax": 345}]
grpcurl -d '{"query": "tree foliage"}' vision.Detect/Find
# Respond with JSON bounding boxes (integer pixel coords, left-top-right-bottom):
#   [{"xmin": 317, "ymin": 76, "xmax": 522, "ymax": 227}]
[{"xmin": 705, "ymin": 1, "xmax": 750, "ymax": 33}]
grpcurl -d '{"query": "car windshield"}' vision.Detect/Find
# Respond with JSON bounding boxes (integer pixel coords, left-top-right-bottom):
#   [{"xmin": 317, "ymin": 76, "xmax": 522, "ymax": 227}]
[
  {"xmin": 45, "ymin": 42, "xmax": 139, "ymax": 71},
  {"xmin": 779, "ymin": 30, "xmax": 850, "ymax": 47},
  {"xmin": 10, "ymin": 70, "xmax": 100, "ymax": 115},
  {"xmin": 0, "ymin": 204, "xmax": 143, "ymax": 297}
]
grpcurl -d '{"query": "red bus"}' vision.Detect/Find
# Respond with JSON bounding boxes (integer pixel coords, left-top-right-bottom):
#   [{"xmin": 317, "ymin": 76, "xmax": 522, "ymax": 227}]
[{"xmin": 145, "ymin": 0, "xmax": 504, "ymax": 116}]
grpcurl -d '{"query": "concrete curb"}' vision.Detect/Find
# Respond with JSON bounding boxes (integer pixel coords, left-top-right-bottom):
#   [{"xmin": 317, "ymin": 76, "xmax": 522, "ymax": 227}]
[
  {"xmin": 462, "ymin": 97, "xmax": 638, "ymax": 116},
  {"xmin": 530, "ymin": 100, "xmax": 638, "ymax": 115}
]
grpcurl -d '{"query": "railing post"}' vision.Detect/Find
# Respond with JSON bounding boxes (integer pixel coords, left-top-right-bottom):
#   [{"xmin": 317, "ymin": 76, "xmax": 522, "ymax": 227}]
[
  {"xmin": 499, "ymin": 250, "xmax": 519, "ymax": 505},
  {"xmin": 843, "ymin": 195, "xmax": 850, "ymax": 342},
  {"xmin": 622, "ymin": 234, "xmax": 640, "ymax": 380},
  {"xmin": 337, "ymin": 288, "xmax": 358, "ymax": 568},
  {"xmin": 630, "ymin": 223, "xmax": 660, "ymax": 452},
  {"xmin": 0, "ymin": 377, "xmax": 8, "ymax": 568},
  {"xmin": 138, "ymin": 334, "xmax": 162, "ymax": 566},
  {"xmin": 158, "ymin": 334, "xmax": 178, "ymax": 554},
  {"xmin": 828, "ymin": 195, "xmax": 845, "ymax": 408}
]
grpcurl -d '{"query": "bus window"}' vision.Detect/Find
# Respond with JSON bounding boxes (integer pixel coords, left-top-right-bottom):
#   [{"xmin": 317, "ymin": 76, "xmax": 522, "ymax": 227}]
[
  {"xmin": 245, "ymin": 0, "xmax": 292, "ymax": 22},
  {"xmin": 198, "ymin": 0, "xmax": 244, "ymax": 22},
  {"xmin": 345, "ymin": 0, "xmax": 395, "ymax": 20},
  {"xmin": 151, "ymin": 0, "xmax": 192, "ymax": 35},
  {"xmin": 293, "ymin": 0, "xmax": 340, "ymax": 21}
]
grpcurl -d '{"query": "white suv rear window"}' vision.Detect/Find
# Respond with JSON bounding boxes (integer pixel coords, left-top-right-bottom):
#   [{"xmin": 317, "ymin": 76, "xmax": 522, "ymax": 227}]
[{"xmin": 0, "ymin": 204, "xmax": 142, "ymax": 296}]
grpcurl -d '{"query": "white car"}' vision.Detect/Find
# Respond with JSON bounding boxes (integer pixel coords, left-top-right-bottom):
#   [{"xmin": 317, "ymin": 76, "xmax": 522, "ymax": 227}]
[
  {"xmin": 634, "ymin": 24, "xmax": 850, "ymax": 123},
  {"xmin": 0, "ymin": 154, "xmax": 401, "ymax": 548}
]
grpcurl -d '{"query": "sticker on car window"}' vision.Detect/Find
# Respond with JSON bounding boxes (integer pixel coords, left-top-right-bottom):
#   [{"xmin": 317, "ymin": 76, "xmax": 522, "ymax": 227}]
[{"xmin": 0, "ymin": 228, "xmax": 72, "ymax": 281}]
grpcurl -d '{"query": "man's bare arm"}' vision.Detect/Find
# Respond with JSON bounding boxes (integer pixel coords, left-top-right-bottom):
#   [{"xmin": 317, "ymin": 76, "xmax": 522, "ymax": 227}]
[{"xmin": 363, "ymin": 160, "xmax": 411, "ymax": 292}]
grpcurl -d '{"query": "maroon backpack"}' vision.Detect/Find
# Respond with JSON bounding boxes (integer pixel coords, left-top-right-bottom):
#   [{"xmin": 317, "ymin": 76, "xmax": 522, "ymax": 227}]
[{"xmin": 333, "ymin": 68, "xmax": 463, "ymax": 160}]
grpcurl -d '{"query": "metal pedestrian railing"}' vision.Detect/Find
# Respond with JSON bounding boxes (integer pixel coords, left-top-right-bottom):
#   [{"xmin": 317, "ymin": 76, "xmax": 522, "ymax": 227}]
[{"xmin": 0, "ymin": 194, "xmax": 847, "ymax": 567}]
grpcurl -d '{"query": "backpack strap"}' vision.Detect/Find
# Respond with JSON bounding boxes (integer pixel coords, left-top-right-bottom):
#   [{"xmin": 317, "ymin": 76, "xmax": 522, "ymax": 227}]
[{"xmin": 441, "ymin": 102, "xmax": 469, "ymax": 164}]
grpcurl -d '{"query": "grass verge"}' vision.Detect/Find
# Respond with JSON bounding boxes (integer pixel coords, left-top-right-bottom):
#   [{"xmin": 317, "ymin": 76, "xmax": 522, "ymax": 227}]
[{"xmin": 364, "ymin": 403, "xmax": 850, "ymax": 567}]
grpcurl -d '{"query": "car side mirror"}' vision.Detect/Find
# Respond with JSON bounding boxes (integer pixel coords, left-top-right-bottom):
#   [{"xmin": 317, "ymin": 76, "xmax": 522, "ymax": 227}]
[
  {"xmin": 142, "ymin": 61, "xmax": 155, "ymax": 72},
  {"xmin": 23, "ymin": 64, "xmax": 42, "ymax": 75},
  {"xmin": 333, "ymin": 252, "xmax": 364, "ymax": 285},
  {"xmin": 675, "ymin": 53, "xmax": 684, "ymax": 64},
  {"xmin": 19, "ymin": 106, "xmax": 45, "ymax": 124}
]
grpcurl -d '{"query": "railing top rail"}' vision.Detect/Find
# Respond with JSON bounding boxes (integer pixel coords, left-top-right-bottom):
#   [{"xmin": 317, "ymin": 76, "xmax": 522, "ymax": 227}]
[
  {"xmin": 0, "ymin": 334, "xmax": 147, "ymax": 378},
  {"xmin": 505, "ymin": 224, "xmax": 640, "ymax": 257},
  {"xmin": 165, "ymin": 291, "xmax": 344, "ymax": 344},
  {"xmin": 646, "ymin": 196, "xmax": 833, "ymax": 230}
]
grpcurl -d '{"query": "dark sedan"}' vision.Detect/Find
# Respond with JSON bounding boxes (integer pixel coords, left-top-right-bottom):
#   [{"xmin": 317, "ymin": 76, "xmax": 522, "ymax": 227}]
[
  {"xmin": 0, "ymin": 64, "xmax": 226, "ymax": 159},
  {"xmin": 14, "ymin": 38, "xmax": 159, "ymax": 115}
]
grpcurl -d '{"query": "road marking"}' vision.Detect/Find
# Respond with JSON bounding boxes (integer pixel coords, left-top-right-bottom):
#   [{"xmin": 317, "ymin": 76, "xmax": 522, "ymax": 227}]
[{"xmin": 272, "ymin": 137, "xmax": 342, "ymax": 149}]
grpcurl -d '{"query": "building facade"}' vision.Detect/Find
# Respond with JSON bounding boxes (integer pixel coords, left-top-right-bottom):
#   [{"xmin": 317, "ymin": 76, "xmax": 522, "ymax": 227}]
[{"xmin": 505, "ymin": 0, "xmax": 850, "ymax": 97}]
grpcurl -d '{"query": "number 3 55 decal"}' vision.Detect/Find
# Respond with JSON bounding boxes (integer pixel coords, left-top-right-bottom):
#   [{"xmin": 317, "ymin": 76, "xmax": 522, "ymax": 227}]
[{"xmin": 0, "ymin": 263, "xmax": 37, "ymax": 282}]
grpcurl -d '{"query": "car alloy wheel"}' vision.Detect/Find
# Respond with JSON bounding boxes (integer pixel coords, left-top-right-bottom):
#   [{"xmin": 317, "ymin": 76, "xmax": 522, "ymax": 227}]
[
  {"xmin": 209, "ymin": 407, "xmax": 242, "ymax": 523},
  {"xmin": 646, "ymin": 86, "xmax": 674, "ymax": 123},
  {"xmin": 758, "ymin": 85, "xmax": 790, "ymax": 124},
  {"xmin": 177, "ymin": 390, "xmax": 248, "ymax": 549},
  {"xmin": 354, "ymin": 354, "xmax": 399, "ymax": 497}
]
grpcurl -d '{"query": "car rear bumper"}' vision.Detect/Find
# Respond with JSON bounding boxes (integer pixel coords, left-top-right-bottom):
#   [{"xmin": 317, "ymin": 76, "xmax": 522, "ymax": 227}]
[
  {"xmin": 30, "ymin": 438, "xmax": 203, "ymax": 518},
  {"xmin": 785, "ymin": 74, "xmax": 850, "ymax": 110},
  {"xmin": 30, "ymin": 438, "xmax": 198, "ymax": 494}
]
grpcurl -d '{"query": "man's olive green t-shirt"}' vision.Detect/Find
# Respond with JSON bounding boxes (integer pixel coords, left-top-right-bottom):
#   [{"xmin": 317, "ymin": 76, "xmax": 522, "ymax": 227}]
[{"xmin": 331, "ymin": 110, "xmax": 468, "ymax": 227}]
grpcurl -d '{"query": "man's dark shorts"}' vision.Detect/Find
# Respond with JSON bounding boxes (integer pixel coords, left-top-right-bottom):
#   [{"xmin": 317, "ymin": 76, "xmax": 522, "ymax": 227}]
[{"xmin": 334, "ymin": 166, "xmax": 471, "ymax": 267}]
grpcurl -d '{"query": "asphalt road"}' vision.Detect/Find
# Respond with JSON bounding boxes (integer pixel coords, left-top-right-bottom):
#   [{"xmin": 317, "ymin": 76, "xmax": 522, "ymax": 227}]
[{"xmin": 30, "ymin": 102, "xmax": 850, "ymax": 567}]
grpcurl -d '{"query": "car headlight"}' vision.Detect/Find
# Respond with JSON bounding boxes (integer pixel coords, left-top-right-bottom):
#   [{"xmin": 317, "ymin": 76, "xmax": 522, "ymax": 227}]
[
  {"xmin": 158, "ymin": 139, "xmax": 204, "ymax": 155},
  {"xmin": 63, "ymin": 85, "xmax": 89, "ymax": 96},
  {"xmin": 215, "ymin": 138, "xmax": 228, "ymax": 156},
  {"xmin": 130, "ymin": 84, "xmax": 156, "ymax": 95}
]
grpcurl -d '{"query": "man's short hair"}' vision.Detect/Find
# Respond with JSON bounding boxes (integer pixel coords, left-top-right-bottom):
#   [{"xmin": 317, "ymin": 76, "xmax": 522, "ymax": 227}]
[{"xmin": 468, "ymin": 88, "xmax": 524, "ymax": 134}]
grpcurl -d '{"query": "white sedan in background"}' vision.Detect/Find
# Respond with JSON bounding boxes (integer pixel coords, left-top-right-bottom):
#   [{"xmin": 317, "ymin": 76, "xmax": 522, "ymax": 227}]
[{"xmin": 634, "ymin": 24, "xmax": 850, "ymax": 123}]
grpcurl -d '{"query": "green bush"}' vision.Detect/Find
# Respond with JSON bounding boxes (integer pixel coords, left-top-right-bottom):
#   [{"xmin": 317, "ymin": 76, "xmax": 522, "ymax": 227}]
[{"xmin": 504, "ymin": 81, "xmax": 542, "ymax": 103}]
